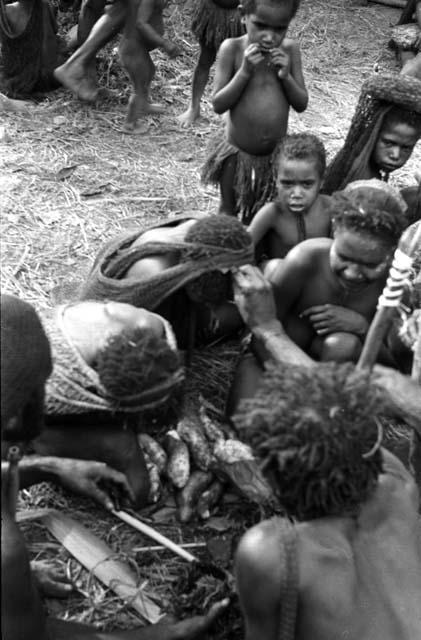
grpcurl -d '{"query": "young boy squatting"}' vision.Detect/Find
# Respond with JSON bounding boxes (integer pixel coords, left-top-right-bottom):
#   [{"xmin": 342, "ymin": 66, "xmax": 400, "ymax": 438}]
[
  {"xmin": 248, "ymin": 133, "xmax": 332, "ymax": 260},
  {"xmin": 202, "ymin": 0, "xmax": 308, "ymax": 223}
]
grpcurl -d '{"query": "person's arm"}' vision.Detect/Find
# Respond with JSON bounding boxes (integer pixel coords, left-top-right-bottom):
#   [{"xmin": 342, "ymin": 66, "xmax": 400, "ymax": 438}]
[
  {"xmin": 18, "ymin": 456, "xmax": 135, "ymax": 511},
  {"xmin": 270, "ymin": 40, "xmax": 308, "ymax": 113},
  {"xmin": 248, "ymin": 204, "xmax": 277, "ymax": 247},
  {"xmin": 136, "ymin": 0, "xmax": 179, "ymax": 57},
  {"xmin": 232, "ymin": 265, "xmax": 315, "ymax": 367},
  {"xmin": 235, "ymin": 523, "xmax": 283, "ymax": 640},
  {"xmin": 372, "ymin": 365, "xmax": 421, "ymax": 434},
  {"xmin": 212, "ymin": 40, "xmax": 260, "ymax": 114}
]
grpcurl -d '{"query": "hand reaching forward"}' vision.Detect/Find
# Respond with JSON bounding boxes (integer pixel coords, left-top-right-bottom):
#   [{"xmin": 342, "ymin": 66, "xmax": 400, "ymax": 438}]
[
  {"xmin": 301, "ymin": 304, "xmax": 369, "ymax": 336},
  {"xmin": 232, "ymin": 265, "xmax": 278, "ymax": 330},
  {"xmin": 56, "ymin": 459, "xmax": 135, "ymax": 511}
]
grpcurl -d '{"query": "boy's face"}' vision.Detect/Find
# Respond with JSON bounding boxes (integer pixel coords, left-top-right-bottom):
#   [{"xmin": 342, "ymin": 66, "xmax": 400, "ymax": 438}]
[
  {"xmin": 276, "ymin": 157, "xmax": 322, "ymax": 215},
  {"xmin": 330, "ymin": 228, "xmax": 392, "ymax": 293},
  {"xmin": 243, "ymin": 2, "xmax": 292, "ymax": 50},
  {"xmin": 372, "ymin": 120, "xmax": 419, "ymax": 174}
]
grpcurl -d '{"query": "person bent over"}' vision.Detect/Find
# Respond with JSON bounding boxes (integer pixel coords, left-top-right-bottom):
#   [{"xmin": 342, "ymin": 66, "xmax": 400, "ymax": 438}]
[
  {"xmin": 32, "ymin": 299, "xmax": 184, "ymax": 508},
  {"xmin": 233, "ymin": 361, "xmax": 421, "ymax": 640},
  {"xmin": 248, "ymin": 133, "xmax": 332, "ymax": 261},
  {"xmin": 0, "ymin": 294, "xmax": 229, "ymax": 640},
  {"xmin": 201, "ymin": 0, "xmax": 308, "ymax": 222}
]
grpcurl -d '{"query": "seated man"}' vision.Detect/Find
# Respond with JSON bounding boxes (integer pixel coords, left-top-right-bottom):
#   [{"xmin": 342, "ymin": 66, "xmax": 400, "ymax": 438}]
[
  {"xmin": 233, "ymin": 362, "xmax": 421, "ymax": 640},
  {"xmin": 1, "ymin": 294, "xmax": 228, "ymax": 640},
  {"xmin": 264, "ymin": 180, "xmax": 408, "ymax": 365},
  {"xmin": 323, "ymin": 73, "xmax": 421, "ymax": 194},
  {"xmin": 30, "ymin": 298, "xmax": 184, "ymax": 507},
  {"xmin": 80, "ymin": 214, "xmax": 254, "ymax": 351}
]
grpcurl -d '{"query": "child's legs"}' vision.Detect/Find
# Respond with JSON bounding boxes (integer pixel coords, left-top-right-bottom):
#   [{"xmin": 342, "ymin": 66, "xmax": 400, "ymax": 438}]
[
  {"xmin": 179, "ymin": 42, "xmax": 216, "ymax": 124},
  {"xmin": 77, "ymin": 0, "xmax": 106, "ymax": 45},
  {"xmin": 119, "ymin": 36, "xmax": 163, "ymax": 123},
  {"xmin": 219, "ymin": 153, "xmax": 237, "ymax": 216}
]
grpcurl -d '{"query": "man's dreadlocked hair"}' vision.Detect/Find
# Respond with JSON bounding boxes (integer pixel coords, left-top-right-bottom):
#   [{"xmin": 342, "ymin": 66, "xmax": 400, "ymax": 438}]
[
  {"xmin": 184, "ymin": 215, "xmax": 253, "ymax": 304},
  {"xmin": 241, "ymin": 0, "xmax": 300, "ymax": 18},
  {"xmin": 96, "ymin": 327, "xmax": 182, "ymax": 400},
  {"xmin": 233, "ymin": 363, "xmax": 384, "ymax": 521},
  {"xmin": 332, "ymin": 184, "xmax": 407, "ymax": 248},
  {"xmin": 278, "ymin": 133, "xmax": 327, "ymax": 178}
]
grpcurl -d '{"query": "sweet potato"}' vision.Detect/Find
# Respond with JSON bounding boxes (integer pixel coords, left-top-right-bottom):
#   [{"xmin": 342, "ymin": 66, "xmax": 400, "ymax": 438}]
[
  {"xmin": 143, "ymin": 451, "xmax": 161, "ymax": 504},
  {"xmin": 197, "ymin": 480, "xmax": 225, "ymax": 519},
  {"xmin": 176, "ymin": 471, "xmax": 214, "ymax": 523},
  {"xmin": 137, "ymin": 434, "xmax": 167, "ymax": 474},
  {"xmin": 177, "ymin": 416, "xmax": 213, "ymax": 471},
  {"xmin": 164, "ymin": 430, "xmax": 190, "ymax": 489},
  {"xmin": 198, "ymin": 406, "xmax": 226, "ymax": 444},
  {"xmin": 213, "ymin": 438, "xmax": 254, "ymax": 464}
]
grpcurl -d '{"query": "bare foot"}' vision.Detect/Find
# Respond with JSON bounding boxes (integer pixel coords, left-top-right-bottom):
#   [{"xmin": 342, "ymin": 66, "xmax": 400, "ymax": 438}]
[
  {"xmin": 123, "ymin": 121, "xmax": 149, "ymax": 135},
  {"xmin": 0, "ymin": 93, "xmax": 35, "ymax": 113},
  {"xmin": 54, "ymin": 61, "xmax": 98, "ymax": 102},
  {"xmin": 177, "ymin": 106, "xmax": 200, "ymax": 127}
]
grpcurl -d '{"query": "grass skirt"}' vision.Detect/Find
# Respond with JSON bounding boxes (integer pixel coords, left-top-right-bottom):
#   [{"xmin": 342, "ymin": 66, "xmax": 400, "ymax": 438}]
[
  {"xmin": 201, "ymin": 129, "xmax": 279, "ymax": 224},
  {"xmin": 191, "ymin": 0, "xmax": 243, "ymax": 50}
]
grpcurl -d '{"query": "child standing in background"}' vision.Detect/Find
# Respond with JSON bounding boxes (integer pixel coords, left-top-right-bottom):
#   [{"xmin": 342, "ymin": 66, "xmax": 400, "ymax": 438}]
[
  {"xmin": 202, "ymin": 0, "xmax": 308, "ymax": 223},
  {"xmin": 249, "ymin": 133, "xmax": 332, "ymax": 260},
  {"xmin": 178, "ymin": 0, "xmax": 244, "ymax": 126}
]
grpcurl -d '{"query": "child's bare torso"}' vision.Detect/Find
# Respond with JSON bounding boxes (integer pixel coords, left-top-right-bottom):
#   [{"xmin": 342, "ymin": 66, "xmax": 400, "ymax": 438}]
[
  {"xmin": 266, "ymin": 196, "xmax": 332, "ymax": 258},
  {"xmin": 281, "ymin": 240, "xmax": 385, "ymax": 350},
  {"xmin": 227, "ymin": 35, "xmax": 292, "ymax": 155}
]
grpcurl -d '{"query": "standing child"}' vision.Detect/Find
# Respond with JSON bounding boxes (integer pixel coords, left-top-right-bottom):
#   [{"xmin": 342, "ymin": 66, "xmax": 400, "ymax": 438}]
[
  {"xmin": 323, "ymin": 74, "xmax": 421, "ymax": 194},
  {"xmin": 178, "ymin": 0, "xmax": 244, "ymax": 126},
  {"xmin": 202, "ymin": 0, "xmax": 308, "ymax": 223},
  {"xmin": 248, "ymin": 133, "xmax": 332, "ymax": 260},
  {"xmin": 119, "ymin": 0, "xmax": 182, "ymax": 131}
]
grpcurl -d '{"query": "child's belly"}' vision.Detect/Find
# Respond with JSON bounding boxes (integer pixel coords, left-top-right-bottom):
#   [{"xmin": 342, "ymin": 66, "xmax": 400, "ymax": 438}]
[{"xmin": 227, "ymin": 74, "xmax": 289, "ymax": 155}]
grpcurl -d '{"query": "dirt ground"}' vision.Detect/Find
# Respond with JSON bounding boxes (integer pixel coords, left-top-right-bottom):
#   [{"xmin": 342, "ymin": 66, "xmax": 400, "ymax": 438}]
[{"xmin": 1, "ymin": 0, "xmax": 421, "ymax": 637}]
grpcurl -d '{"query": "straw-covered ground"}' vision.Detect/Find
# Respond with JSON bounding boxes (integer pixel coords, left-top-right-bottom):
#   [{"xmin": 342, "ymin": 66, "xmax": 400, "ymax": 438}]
[{"xmin": 1, "ymin": 0, "xmax": 421, "ymax": 637}]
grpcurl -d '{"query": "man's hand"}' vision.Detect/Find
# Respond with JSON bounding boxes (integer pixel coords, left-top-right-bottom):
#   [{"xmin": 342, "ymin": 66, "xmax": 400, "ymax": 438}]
[
  {"xmin": 232, "ymin": 265, "xmax": 278, "ymax": 330},
  {"xmin": 241, "ymin": 43, "xmax": 264, "ymax": 75},
  {"xmin": 270, "ymin": 47, "xmax": 290, "ymax": 79},
  {"xmin": 165, "ymin": 42, "xmax": 182, "ymax": 58},
  {"xmin": 162, "ymin": 598, "xmax": 229, "ymax": 640},
  {"xmin": 31, "ymin": 560, "xmax": 74, "ymax": 598},
  {"xmin": 56, "ymin": 459, "xmax": 135, "ymax": 511},
  {"xmin": 301, "ymin": 304, "xmax": 368, "ymax": 336}
]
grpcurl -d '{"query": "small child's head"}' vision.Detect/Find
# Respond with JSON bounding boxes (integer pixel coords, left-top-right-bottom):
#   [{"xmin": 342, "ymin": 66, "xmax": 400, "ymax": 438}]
[
  {"xmin": 329, "ymin": 181, "xmax": 407, "ymax": 292},
  {"xmin": 240, "ymin": 0, "xmax": 300, "ymax": 49},
  {"xmin": 371, "ymin": 106, "xmax": 421, "ymax": 175},
  {"xmin": 276, "ymin": 133, "xmax": 326, "ymax": 215},
  {"xmin": 234, "ymin": 362, "xmax": 384, "ymax": 520}
]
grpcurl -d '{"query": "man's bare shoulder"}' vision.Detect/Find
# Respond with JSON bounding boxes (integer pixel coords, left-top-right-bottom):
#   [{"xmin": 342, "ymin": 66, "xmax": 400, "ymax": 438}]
[
  {"xmin": 218, "ymin": 34, "xmax": 247, "ymax": 56},
  {"xmin": 236, "ymin": 518, "xmax": 283, "ymax": 582},
  {"xmin": 285, "ymin": 237, "xmax": 332, "ymax": 266}
]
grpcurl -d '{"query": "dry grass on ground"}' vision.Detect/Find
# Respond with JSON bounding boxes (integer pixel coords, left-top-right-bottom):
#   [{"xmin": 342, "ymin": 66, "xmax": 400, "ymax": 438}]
[{"xmin": 1, "ymin": 0, "xmax": 421, "ymax": 637}]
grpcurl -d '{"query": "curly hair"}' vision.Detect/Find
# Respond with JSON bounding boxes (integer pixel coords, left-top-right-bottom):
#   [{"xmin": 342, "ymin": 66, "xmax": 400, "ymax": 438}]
[
  {"xmin": 96, "ymin": 327, "xmax": 182, "ymax": 400},
  {"xmin": 332, "ymin": 183, "xmax": 407, "ymax": 247},
  {"xmin": 277, "ymin": 133, "xmax": 327, "ymax": 178},
  {"xmin": 241, "ymin": 0, "xmax": 300, "ymax": 18},
  {"xmin": 184, "ymin": 215, "xmax": 253, "ymax": 304},
  {"xmin": 233, "ymin": 362, "xmax": 385, "ymax": 520}
]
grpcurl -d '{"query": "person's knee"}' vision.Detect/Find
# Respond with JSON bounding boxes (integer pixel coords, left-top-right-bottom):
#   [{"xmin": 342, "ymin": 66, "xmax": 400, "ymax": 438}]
[
  {"xmin": 263, "ymin": 259, "xmax": 283, "ymax": 280},
  {"xmin": 320, "ymin": 332, "xmax": 361, "ymax": 362}
]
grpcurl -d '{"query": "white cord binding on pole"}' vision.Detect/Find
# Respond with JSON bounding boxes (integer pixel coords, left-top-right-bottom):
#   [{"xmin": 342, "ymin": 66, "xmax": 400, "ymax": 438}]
[{"xmin": 377, "ymin": 248, "xmax": 413, "ymax": 308}]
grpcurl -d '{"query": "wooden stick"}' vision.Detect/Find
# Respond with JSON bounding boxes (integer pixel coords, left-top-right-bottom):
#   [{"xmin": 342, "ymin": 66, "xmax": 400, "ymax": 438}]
[
  {"xmin": 133, "ymin": 543, "xmax": 207, "ymax": 553},
  {"xmin": 357, "ymin": 223, "xmax": 421, "ymax": 371},
  {"xmin": 112, "ymin": 510, "xmax": 199, "ymax": 563},
  {"xmin": 40, "ymin": 510, "xmax": 163, "ymax": 624},
  {"xmin": 368, "ymin": 0, "xmax": 406, "ymax": 8}
]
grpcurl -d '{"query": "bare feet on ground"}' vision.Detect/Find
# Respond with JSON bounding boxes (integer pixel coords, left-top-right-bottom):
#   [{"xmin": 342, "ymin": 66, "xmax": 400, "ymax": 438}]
[
  {"xmin": 177, "ymin": 106, "xmax": 200, "ymax": 127},
  {"xmin": 54, "ymin": 62, "xmax": 98, "ymax": 102},
  {"xmin": 0, "ymin": 93, "xmax": 35, "ymax": 112}
]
